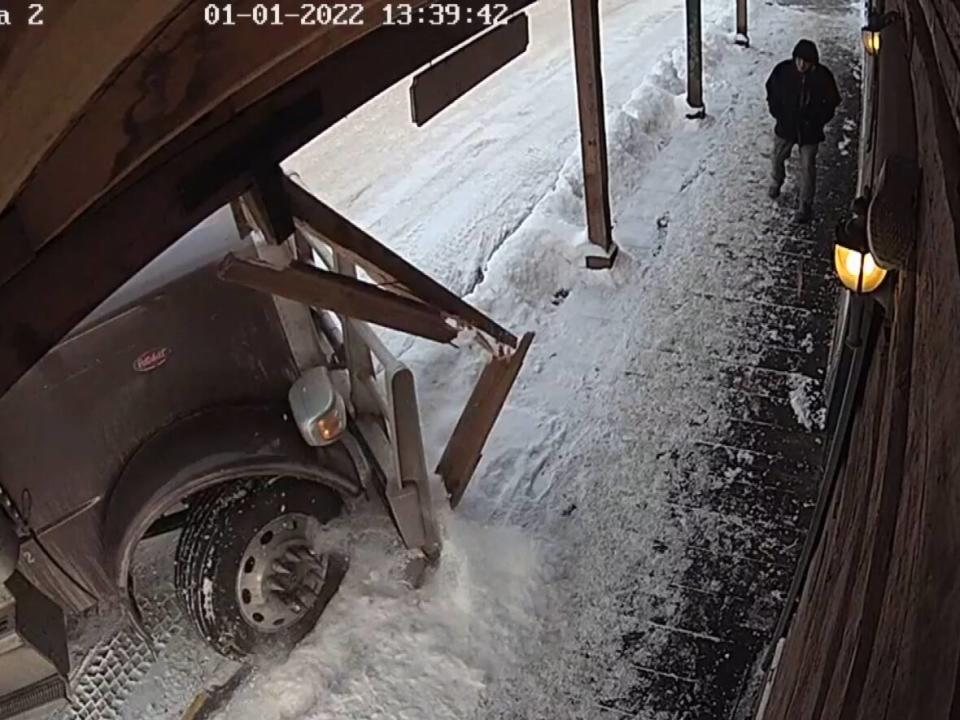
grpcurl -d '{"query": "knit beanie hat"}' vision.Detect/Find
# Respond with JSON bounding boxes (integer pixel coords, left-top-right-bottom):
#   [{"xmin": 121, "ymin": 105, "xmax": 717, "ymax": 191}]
[{"xmin": 793, "ymin": 39, "xmax": 820, "ymax": 63}]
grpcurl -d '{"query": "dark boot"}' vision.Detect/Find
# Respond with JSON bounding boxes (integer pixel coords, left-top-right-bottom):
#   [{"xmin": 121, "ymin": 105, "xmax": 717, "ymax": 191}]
[
  {"xmin": 768, "ymin": 183, "xmax": 781, "ymax": 200},
  {"xmin": 794, "ymin": 203, "xmax": 813, "ymax": 223}
]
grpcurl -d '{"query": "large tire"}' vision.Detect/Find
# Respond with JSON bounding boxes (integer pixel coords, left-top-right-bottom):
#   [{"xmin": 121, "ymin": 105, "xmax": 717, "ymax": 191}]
[{"xmin": 174, "ymin": 476, "xmax": 347, "ymax": 660}]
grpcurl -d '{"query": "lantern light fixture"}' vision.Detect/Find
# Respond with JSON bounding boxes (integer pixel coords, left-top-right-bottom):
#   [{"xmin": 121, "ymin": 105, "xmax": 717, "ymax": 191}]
[
  {"xmin": 862, "ymin": 10, "xmax": 899, "ymax": 55},
  {"xmin": 834, "ymin": 197, "xmax": 888, "ymax": 294}
]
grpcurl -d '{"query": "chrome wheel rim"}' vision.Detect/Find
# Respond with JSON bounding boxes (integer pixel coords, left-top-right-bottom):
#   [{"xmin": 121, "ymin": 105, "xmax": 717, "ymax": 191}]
[{"xmin": 235, "ymin": 512, "xmax": 328, "ymax": 632}]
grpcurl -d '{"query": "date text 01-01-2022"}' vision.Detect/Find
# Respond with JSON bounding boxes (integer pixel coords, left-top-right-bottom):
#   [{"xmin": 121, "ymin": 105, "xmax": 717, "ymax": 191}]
[{"xmin": 202, "ymin": 3, "xmax": 512, "ymax": 27}]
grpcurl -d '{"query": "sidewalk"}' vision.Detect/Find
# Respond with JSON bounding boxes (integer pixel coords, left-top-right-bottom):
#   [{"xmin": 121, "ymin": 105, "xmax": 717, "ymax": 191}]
[{"xmin": 456, "ymin": 1, "xmax": 862, "ymax": 717}]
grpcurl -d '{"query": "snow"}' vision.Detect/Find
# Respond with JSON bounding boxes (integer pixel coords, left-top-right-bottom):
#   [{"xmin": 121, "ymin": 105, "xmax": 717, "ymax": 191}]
[
  {"xmin": 788, "ymin": 373, "xmax": 826, "ymax": 432},
  {"xmin": 218, "ymin": 511, "xmax": 547, "ymax": 720}
]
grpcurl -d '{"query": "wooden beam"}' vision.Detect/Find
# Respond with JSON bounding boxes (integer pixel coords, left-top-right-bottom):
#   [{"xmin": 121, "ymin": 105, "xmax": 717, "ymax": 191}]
[
  {"xmin": 685, "ymin": 0, "xmax": 706, "ymax": 115},
  {"xmin": 284, "ymin": 177, "xmax": 518, "ymax": 347},
  {"xmin": 410, "ymin": 14, "xmax": 530, "ymax": 126},
  {"xmin": 9, "ymin": 0, "xmax": 393, "ymax": 248},
  {"xmin": 218, "ymin": 255, "xmax": 457, "ymax": 344},
  {"xmin": 0, "ymin": 1, "xmax": 534, "ymax": 396},
  {"xmin": 735, "ymin": 0, "xmax": 749, "ymax": 45},
  {"xmin": 436, "ymin": 332, "xmax": 534, "ymax": 507},
  {"xmin": 570, "ymin": 0, "xmax": 613, "ymax": 253}
]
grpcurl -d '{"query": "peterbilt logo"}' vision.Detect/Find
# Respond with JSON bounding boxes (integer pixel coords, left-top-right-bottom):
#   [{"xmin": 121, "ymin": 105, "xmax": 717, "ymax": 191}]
[{"xmin": 133, "ymin": 347, "xmax": 171, "ymax": 373}]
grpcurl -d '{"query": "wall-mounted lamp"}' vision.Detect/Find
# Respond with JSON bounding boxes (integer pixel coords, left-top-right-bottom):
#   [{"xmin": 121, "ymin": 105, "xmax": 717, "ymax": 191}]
[
  {"xmin": 834, "ymin": 197, "xmax": 888, "ymax": 293},
  {"xmin": 862, "ymin": 11, "xmax": 899, "ymax": 55}
]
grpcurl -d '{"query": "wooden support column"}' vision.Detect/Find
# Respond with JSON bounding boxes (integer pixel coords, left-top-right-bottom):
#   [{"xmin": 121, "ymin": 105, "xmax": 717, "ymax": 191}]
[
  {"xmin": 570, "ymin": 0, "xmax": 615, "ymax": 263},
  {"xmin": 735, "ymin": 0, "xmax": 750, "ymax": 46},
  {"xmin": 685, "ymin": 0, "xmax": 706, "ymax": 118}
]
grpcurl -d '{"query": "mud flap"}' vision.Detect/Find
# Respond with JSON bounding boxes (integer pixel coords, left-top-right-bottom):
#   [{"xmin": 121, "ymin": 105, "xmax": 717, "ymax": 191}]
[{"xmin": 0, "ymin": 573, "xmax": 69, "ymax": 720}]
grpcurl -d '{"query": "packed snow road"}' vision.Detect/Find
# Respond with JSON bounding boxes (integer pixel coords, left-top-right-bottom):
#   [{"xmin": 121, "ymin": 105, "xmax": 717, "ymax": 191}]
[{"xmin": 54, "ymin": 0, "xmax": 860, "ymax": 717}]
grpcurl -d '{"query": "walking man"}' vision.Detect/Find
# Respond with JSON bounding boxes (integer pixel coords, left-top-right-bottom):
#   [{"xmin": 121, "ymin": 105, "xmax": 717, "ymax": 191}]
[{"xmin": 765, "ymin": 39, "xmax": 841, "ymax": 223}]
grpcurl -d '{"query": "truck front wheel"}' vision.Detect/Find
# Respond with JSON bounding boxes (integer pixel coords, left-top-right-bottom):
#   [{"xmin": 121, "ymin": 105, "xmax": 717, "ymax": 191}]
[{"xmin": 174, "ymin": 476, "xmax": 347, "ymax": 660}]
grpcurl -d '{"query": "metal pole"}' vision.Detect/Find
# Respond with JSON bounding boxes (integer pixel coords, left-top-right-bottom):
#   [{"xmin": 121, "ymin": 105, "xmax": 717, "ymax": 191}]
[
  {"xmin": 685, "ymin": 0, "xmax": 706, "ymax": 117},
  {"xmin": 735, "ymin": 0, "xmax": 750, "ymax": 46}
]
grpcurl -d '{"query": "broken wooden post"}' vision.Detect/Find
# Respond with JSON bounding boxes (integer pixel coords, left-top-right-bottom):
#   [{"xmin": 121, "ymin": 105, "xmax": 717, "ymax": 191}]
[
  {"xmin": 735, "ymin": 0, "xmax": 749, "ymax": 46},
  {"xmin": 685, "ymin": 0, "xmax": 706, "ymax": 118},
  {"xmin": 436, "ymin": 332, "xmax": 534, "ymax": 507},
  {"xmin": 570, "ymin": 0, "xmax": 615, "ymax": 263}
]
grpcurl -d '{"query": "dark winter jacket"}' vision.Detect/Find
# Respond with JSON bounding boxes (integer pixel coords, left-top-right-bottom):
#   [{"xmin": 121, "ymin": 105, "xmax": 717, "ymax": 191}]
[{"xmin": 765, "ymin": 58, "xmax": 841, "ymax": 145}]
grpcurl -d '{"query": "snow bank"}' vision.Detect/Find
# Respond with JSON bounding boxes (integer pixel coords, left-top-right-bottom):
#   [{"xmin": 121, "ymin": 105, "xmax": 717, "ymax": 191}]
[{"xmin": 217, "ymin": 512, "xmax": 549, "ymax": 720}]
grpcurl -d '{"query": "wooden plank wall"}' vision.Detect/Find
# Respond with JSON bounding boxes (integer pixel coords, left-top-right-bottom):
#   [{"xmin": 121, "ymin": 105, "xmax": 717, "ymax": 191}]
[{"xmin": 761, "ymin": 0, "xmax": 960, "ymax": 716}]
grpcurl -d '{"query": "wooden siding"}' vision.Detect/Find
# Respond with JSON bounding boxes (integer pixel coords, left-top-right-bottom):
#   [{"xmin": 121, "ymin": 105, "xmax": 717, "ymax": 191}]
[{"xmin": 761, "ymin": 0, "xmax": 960, "ymax": 715}]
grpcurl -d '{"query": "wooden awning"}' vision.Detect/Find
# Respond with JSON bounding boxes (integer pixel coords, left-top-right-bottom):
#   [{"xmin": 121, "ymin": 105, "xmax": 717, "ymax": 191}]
[
  {"xmin": 0, "ymin": 1, "xmax": 397, "ymax": 245},
  {"xmin": 0, "ymin": 0, "xmax": 534, "ymax": 395}
]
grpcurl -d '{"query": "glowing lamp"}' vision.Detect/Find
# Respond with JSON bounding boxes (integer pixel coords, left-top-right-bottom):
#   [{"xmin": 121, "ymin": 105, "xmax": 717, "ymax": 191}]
[
  {"xmin": 861, "ymin": 11, "xmax": 898, "ymax": 55},
  {"xmin": 834, "ymin": 197, "xmax": 888, "ymax": 293},
  {"xmin": 834, "ymin": 245, "xmax": 887, "ymax": 293},
  {"xmin": 862, "ymin": 28, "xmax": 881, "ymax": 55}
]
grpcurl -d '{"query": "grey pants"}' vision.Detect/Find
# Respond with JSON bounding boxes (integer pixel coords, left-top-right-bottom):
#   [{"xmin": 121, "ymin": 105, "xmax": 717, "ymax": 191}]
[{"xmin": 771, "ymin": 135, "xmax": 818, "ymax": 208}]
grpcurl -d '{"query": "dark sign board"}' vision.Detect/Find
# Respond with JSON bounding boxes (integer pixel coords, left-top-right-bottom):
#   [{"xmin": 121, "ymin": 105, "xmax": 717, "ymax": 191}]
[{"xmin": 410, "ymin": 14, "xmax": 530, "ymax": 126}]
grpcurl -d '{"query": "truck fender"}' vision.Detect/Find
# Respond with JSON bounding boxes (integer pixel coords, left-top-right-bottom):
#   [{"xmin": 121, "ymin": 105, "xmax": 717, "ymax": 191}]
[{"xmin": 102, "ymin": 404, "xmax": 361, "ymax": 594}]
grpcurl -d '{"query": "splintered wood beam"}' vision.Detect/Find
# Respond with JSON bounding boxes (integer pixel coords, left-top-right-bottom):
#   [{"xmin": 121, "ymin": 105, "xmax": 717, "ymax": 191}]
[
  {"xmin": 218, "ymin": 254, "xmax": 457, "ymax": 344},
  {"xmin": 436, "ymin": 332, "xmax": 534, "ymax": 507},
  {"xmin": 570, "ymin": 0, "xmax": 613, "ymax": 253},
  {"xmin": 284, "ymin": 176, "xmax": 518, "ymax": 347}
]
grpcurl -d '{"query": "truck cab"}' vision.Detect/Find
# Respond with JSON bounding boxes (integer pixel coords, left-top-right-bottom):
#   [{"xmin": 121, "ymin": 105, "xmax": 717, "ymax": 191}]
[{"xmin": 0, "ymin": 205, "xmax": 436, "ymax": 716}]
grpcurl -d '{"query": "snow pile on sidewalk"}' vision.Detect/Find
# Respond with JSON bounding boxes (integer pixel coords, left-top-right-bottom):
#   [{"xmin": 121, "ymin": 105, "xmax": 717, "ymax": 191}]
[
  {"xmin": 217, "ymin": 512, "xmax": 549, "ymax": 720},
  {"xmin": 789, "ymin": 373, "xmax": 826, "ymax": 431}
]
